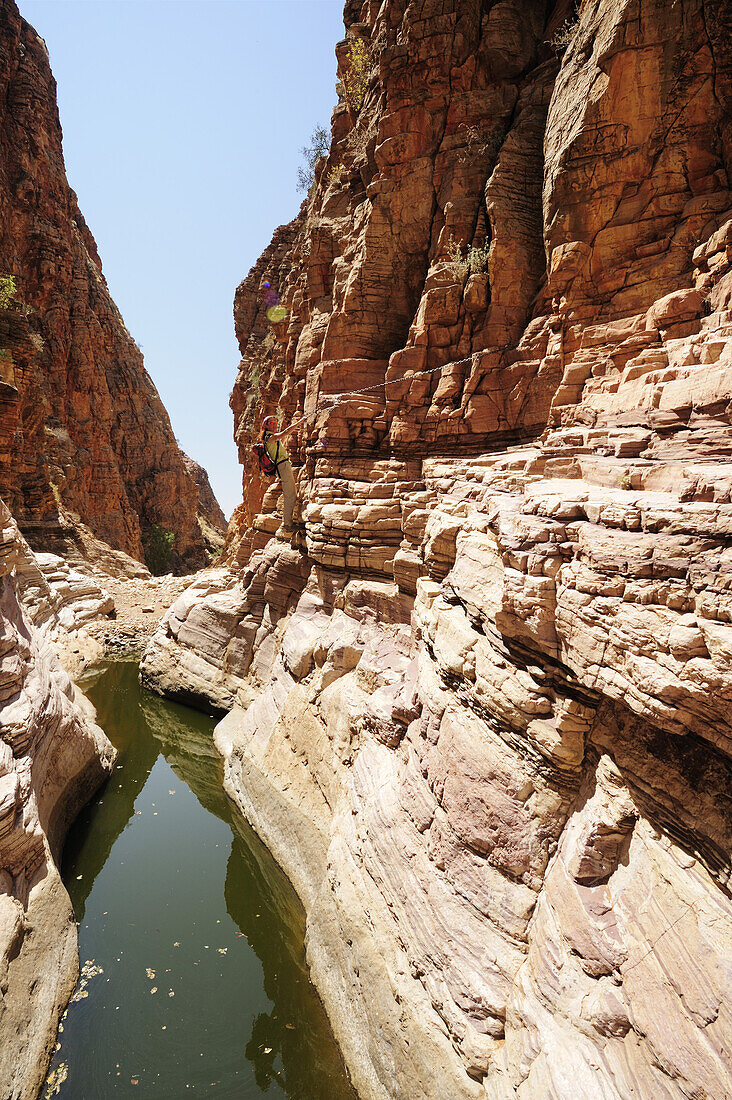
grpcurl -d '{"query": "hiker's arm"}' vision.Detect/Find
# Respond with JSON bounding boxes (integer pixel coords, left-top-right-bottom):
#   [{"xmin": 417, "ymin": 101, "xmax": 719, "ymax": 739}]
[{"xmin": 270, "ymin": 415, "xmax": 308, "ymax": 440}]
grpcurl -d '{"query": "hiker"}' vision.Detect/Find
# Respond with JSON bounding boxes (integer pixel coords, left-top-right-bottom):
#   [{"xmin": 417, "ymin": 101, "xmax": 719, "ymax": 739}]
[{"xmin": 258, "ymin": 414, "xmax": 307, "ymax": 533}]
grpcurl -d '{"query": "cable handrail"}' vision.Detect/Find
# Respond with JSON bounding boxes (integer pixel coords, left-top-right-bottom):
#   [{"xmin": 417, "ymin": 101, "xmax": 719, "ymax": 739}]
[{"xmin": 313, "ymin": 357, "xmax": 472, "ymax": 411}]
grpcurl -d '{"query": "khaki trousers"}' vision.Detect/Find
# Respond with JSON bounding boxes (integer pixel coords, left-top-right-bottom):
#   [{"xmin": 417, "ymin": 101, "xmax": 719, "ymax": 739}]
[{"xmin": 278, "ymin": 459, "xmax": 296, "ymax": 529}]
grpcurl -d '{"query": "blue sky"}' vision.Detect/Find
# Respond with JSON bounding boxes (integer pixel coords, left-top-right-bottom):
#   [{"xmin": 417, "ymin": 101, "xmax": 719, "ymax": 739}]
[{"xmin": 21, "ymin": 0, "xmax": 345, "ymax": 519}]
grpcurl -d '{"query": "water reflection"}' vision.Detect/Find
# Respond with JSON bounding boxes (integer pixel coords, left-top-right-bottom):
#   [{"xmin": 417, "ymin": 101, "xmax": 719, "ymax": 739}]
[
  {"xmin": 46, "ymin": 662, "xmax": 355, "ymax": 1100},
  {"xmin": 227, "ymin": 830, "xmax": 355, "ymax": 1098},
  {"xmin": 141, "ymin": 687, "xmax": 355, "ymax": 1096},
  {"xmin": 64, "ymin": 666, "xmax": 160, "ymax": 921},
  {"xmin": 139, "ymin": 686, "xmax": 229, "ymax": 821}
]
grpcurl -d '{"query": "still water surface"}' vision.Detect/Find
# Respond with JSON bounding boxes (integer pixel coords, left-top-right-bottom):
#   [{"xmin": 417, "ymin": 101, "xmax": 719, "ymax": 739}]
[{"xmin": 45, "ymin": 661, "xmax": 356, "ymax": 1100}]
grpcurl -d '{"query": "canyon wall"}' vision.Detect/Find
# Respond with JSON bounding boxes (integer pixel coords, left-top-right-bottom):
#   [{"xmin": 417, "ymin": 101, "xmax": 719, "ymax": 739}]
[
  {"xmin": 144, "ymin": 0, "xmax": 732, "ymax": 1097},
  {"xmin": 0, "ymin": 0, "xmax": 224, "ymax": 573},
  {"xmin": 0, "ymin": 500, "xmax": 116, "ymax": 1099}
]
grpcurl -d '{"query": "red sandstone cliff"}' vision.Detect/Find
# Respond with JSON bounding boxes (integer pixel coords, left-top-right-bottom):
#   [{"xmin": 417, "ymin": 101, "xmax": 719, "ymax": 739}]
[
  {"xmin": 144, "ymin": 1, "xmax": 732, "ymax": 1097},
  {"xmin": 181, "ymin": 452, "xmax": 227, "ymax": 532},
  {"xmin": 0, "ymin": 0, "xmax": 224, "ymax": 573},
  {"xmin": 230, "ymin": 0, "xmax": 731, "ymax": 506}
]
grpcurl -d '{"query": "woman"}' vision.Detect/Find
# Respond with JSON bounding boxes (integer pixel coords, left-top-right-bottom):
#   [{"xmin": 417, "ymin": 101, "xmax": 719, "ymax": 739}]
[{"xmin": 261, "ymin": 414, "xmax": 307, "ymax": 533}]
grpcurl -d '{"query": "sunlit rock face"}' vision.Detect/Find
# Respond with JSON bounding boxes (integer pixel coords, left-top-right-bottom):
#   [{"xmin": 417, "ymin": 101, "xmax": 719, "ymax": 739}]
[
  {"xmin": 0, "ymin": 0, "xmax": 224, "ymax": 572},
  {"xmin": 181, "ymin": 453, "xmax": 228, "ymax": 531},
  {"xmin": 144, "ymin": 0, "xmax": 732, "ymax": 1096},
  {"xmin": 0, "ymin": 501, "xmax": 116, "ymax": 1099}
]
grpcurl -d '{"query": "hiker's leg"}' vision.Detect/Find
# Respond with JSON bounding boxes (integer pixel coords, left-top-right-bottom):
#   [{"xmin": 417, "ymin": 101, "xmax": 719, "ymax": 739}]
[{"xmin": 279, "ymin": 460, "xmax": 297, "ymax": 530}]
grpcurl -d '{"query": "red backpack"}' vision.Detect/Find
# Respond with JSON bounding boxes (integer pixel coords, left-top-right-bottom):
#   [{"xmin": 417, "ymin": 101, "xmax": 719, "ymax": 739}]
[
  {"xmin": 253, "ymin": 432, "xmax": 285, "ymax": 477},
  {"xmin": 253, "ymin": 441, "xmax": 277, "ymax": 476}
]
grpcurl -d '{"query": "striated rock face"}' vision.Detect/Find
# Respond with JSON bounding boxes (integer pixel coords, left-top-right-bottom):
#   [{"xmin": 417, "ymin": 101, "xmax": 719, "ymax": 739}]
[
  {"xmin": 181, "ymin": 453, "xmax": 228, "ymax": 532},
  {"xmin": 145, "ymin": 0, "xmax": 732, "ymax": 1097},
  {"xmin": 0, "ymin": 501, "xmax": 116, "ymax": 1099},
  {"xmin": 181, "ymin": 452, "xmax": 228, "ymax": 559},
  {"xmin": 14, "ymin": 548, "xmax": 115, "ymax": 674},
  {"xmin": 0, "ymin": 0, "xmax": 224, "ymax": 573},
  {"xmin": 20, "ymin": 552, "xmax": 113, "ymax": 634}
]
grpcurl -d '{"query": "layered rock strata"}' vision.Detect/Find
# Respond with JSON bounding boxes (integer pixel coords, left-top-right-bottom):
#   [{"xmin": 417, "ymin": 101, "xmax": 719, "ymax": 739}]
[
  {"xmin": 145, "ymin": 0, "xmax": 732, "ymax": 1097},
  {"xmin": 0, "ymin": 501, "xmax": 115, "ymax": 1099},
  {"xmin": 0, "ymin": 0, "xmax": 224, "ymax": 572},
  {"xmin": 181, "ymin": 453, "xmax": 228, "ymax": 534},
  {"xmin": 15, "ymin": 549, "xmax": 115, "ymax": 674}
]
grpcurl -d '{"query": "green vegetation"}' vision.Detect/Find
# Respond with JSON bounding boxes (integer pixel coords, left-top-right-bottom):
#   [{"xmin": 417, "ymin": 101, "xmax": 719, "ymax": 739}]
[
  {"xmin": 297, "ymin": 126, "xmax": 330, "ymax": 194},
  {"xmin": 142, "ymin": 524, "xmax": 175, "ymax": 575},
  {"xmin": 0, "ymin": 273, "xmax": 32, "ymax": 316},
  {"xmin": 0, "ymin": 275, "xmax": 19, "ymax": 370},
  {"xmin": 338, "ymin": 38, "xmax": 369, "ymax": 114},
  {"xmin": 0, "ymin": 274, "xmax": 17, "ymax": 309},
  {"xmin": 0, "ymin": 274, "xmax": 37, "ymax": 373},
  {"xmin": 445, "ymin": 234, "xmax": 491, "ymax": 280},
  {"xmin": 327, "ymin": 161, "xmax": 345, "ymax": 186}
]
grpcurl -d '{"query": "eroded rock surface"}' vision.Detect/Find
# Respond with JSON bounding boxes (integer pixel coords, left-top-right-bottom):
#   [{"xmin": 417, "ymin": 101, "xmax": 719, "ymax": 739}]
[
  {"xmin": 144, "ymin": 0, "xmax": 732, "ymax": 1096},
  {"xmin": 0, "ymin": 0, "xmax": 224, "ymax": 572},
  {"xmin": 181, "ymin": 453, "xmax": 228, "ymax": 534},
  {"xmin": 0, "ymin": 501, "xmax": 115, "ymax": 1099}
]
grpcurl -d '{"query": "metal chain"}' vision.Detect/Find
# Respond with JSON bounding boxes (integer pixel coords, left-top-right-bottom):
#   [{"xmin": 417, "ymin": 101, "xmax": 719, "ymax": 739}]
[{"xmin": 313, "ymin": 359, "xmax": 471, "ymax": 411}]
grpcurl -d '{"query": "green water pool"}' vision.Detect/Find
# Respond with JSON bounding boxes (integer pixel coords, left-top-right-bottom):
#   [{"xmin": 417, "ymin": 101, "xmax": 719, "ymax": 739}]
[{"xmin": 44, "ymin": 661, "xmax": 356, "ymax": 1100}]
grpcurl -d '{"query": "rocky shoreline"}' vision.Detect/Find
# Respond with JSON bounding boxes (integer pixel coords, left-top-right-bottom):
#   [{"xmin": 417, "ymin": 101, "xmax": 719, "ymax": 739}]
[
  {"xmin": 0, "ymin": 506, "xmax": 116, "ymax": 1100},
  {"xmin": 0, "ymin": 501, "xmax": 199, "ymax": 1099}
]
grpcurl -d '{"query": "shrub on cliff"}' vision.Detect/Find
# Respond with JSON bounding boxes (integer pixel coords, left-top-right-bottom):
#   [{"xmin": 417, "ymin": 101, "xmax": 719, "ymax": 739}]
[
  {"xmin": 0, "ymin": 274, "xmax": 32, "ymax": 316},
  {"xmin": 551, "ymin": 17, "xmax": 578, "ymax": 51},
  {"xmin": 0, "ymin": 274, "xmax": 17, "ymax": 309},
  {"xmin": 0, "ymin": 274, "xmax": 33, "ymax": 370},
  {"xmin": 551, "ymin": 2, "xmax": 579, "ymax": 53},
  {"xmin": 445, "ymin": 235, "xmax": 490, "ymax": 280},
  {"xmin": 345, "ymin": 116, "xmax": 377, "ymax": 166},
  {"xmin": 327, "ymin": 161, "xmax": 345, "ymax": 186},
  {"xmin": 297, "ymin": 126, "xmax": 329, "ymax": 194},
  {"xmin": 338, "ymin": 38, "xmax": 369, "ymax": 114},
  {"xmin": 142, "ymin": 524, "xmax": 175, "ymax": 575}
]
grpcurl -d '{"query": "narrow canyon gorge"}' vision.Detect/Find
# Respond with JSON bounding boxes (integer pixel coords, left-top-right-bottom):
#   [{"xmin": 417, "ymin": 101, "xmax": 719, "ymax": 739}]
[{"xmin": 2, "ymin": 0, "xmax": 732, "ymax": 1097}]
